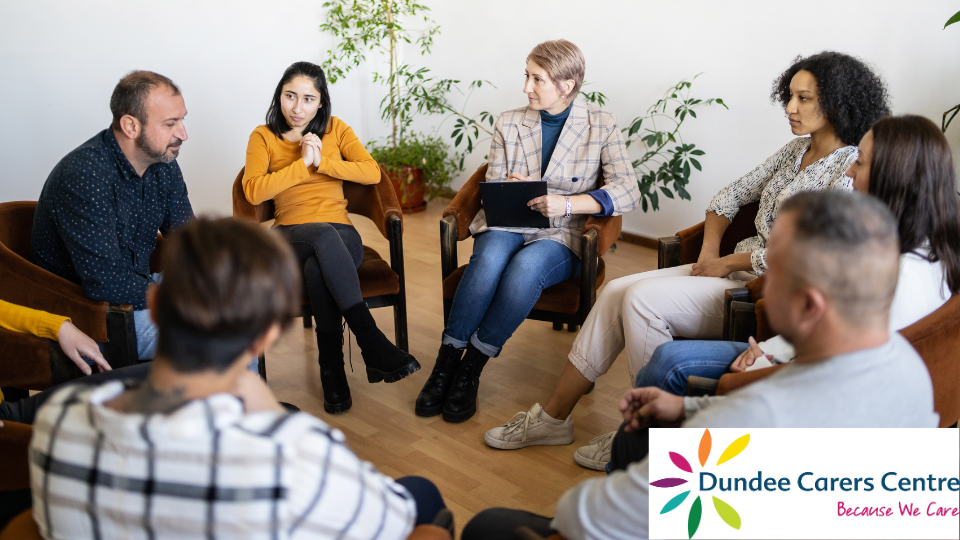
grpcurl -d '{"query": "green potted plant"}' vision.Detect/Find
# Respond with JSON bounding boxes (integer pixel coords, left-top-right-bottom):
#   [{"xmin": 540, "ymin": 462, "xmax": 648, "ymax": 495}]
[
  {"xmin": 622, "ymin": 75, "xmax": 728, "ymax": 212},
  {"xmin": 321, "ymin": 0, "xmax": 458, "ymax": 210},
  {"xmin": 943, "ymin": 10, "xmax": 960, "ymax": 133}
]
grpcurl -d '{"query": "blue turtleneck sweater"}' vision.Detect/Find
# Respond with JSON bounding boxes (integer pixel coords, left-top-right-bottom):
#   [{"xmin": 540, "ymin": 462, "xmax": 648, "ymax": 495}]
[{"xmin": 539, "ymin": 104, "xmax": 613, "ymax": 216}]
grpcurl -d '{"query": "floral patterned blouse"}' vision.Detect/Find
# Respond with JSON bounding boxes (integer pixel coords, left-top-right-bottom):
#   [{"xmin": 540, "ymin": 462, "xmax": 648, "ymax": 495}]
[{"xmin": 706, "ymin": 137, "xmax": 857, "ymax": 275}]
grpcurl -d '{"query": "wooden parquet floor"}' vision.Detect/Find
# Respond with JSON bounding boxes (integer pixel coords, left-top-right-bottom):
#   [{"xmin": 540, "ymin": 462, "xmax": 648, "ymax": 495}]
[{"xmin": 262, "ymin": 199, "xmax": 658, "ymax": 534}]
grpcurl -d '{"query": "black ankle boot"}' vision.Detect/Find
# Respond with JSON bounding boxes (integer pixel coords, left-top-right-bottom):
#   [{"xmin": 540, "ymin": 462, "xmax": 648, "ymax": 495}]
[
  {"xmin": 442, "ymin": 344, "xmax": 489, "ymax": 423},
  {"xmin": 341, "ymin": 303, "xmax": 421, "ymax": 383},
  {"xmin": 415, "ymin": 344, "xmax": 464, "ymax": 417},
  {"xmin": 317, "ymin": 330, "xmax": 352, "ymax": 414}
]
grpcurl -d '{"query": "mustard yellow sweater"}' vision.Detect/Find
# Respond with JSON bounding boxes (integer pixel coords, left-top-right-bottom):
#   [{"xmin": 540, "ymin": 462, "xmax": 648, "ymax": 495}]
[
  {"xmin": 242, "ymin": 117, "xmax": 380, "ymax": 226},
  {"xmin": 0, "ymin": 300, "xmax": 69, "ymax": 401}
]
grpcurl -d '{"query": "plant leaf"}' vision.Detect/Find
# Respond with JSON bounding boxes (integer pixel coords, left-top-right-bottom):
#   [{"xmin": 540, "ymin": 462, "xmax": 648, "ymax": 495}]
[
  {"xmin": 713, "ymin": 497, "xmax": 742, "ymax": 530},
  {"xmin": 946, "ymin": 10, "xmax": 960, "ymax": 28},
  {"xmin": 660, "ymin": 491, "xmax": 691, "ymax": 515},
  {"xmin": 717, "ymin": 434, "xmax": 750, "ymax": 466},
  {"xmin": 690, "ymin": 149, "xmax": 705, "ymax": 156},
  {"xmin": 659, "ymin": 186, "xmax": 675, "ymax": 199},
  {"xmin": 670, "ymin": 452, "xmax": 692, "ymax": 473},
  {"xmin": 690, "ymin": 158, "xmax": 702, "ymax": 171},
  {"xmin": 698, "ymin": 429, "xmax": 711, "ymax": 467},
  {"xmin": 688, "ymin": 496, "xmax": 702, "ymax": 539}
]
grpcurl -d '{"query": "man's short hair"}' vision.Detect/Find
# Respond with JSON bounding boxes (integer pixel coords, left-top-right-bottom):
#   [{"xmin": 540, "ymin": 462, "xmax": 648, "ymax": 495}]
[
  {"xmin": 109, "ymin": 71, "xmax": 181, "ymax": 131},
  {"xmin": 154, "ymin": 218, "xmax": 300, "ymax": 372},
  {"xmin": 779, "ymin": 190, "xmax": 900, "ymax": 326}
]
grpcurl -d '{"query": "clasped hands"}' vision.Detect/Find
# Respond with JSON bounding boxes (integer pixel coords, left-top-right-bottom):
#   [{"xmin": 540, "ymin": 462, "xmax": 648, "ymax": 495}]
[
  {"xmin": 619, "ymin": 387, "xmax": 686, "ymax": 432},
  {"xmin": 691, "ymin": 249, "xmax": 732, "ymax": 278},
  {"xmin": 300, "ymin": 133, "xmax": 323, "ymax": 168},
  {"xmin": 506, "ymin": 170, "xmax": 566, "ymax": 218}
]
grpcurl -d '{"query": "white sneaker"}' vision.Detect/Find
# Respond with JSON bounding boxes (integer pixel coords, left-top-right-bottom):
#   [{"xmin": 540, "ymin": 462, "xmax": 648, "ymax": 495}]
[
  {"xmin": 574, "ymin": 431, "xmax": 616, "ymax": 470},
  {"xmin": 484, "ymin": 403, "xmax": 575, "ymax": 450}
]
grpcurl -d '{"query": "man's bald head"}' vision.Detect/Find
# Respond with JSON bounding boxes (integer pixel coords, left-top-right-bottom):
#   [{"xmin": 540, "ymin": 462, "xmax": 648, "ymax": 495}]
[{"xmin": 771, "ymin": 191, "xmax": 900, "ymax": 330}]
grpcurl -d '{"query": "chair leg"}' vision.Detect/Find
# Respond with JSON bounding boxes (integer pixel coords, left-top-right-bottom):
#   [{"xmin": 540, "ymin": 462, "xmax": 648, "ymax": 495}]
[
  {"xmin": 568, "ymin": 324, "xmax": 577, "ymax": 332},
  {"xmin": 552, "ymin": 321, "xmax": 563, "ymax": 331},
  {"xmin": 393, "ymin": 303, "xmax": 409, "ymax": 353},
  {"xmin": 258, "ymin": 354, "xmax": 267, "ymax": 382},
  {"xmin": 301, "ymin": 305, "xmax": 313, "ymax": 329}
]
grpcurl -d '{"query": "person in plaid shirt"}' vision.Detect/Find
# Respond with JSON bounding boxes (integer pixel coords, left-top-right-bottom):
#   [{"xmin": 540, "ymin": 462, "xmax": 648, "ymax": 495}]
[{"xmin": 29, "ymin": 217, "xmax": 447, "ymax": 540}]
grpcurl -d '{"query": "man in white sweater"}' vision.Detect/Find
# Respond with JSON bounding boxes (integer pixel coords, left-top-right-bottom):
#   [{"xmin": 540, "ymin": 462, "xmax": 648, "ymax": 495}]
[{"xmin": 462, "ymin": 190, "xmax": 939, "ymax": 540}]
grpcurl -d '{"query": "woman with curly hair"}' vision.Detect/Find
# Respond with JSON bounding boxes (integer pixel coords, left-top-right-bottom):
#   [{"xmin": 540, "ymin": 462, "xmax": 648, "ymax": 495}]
[{"xmin": 483, "ymin": 51, "xmax": 890, "ymax": 466}]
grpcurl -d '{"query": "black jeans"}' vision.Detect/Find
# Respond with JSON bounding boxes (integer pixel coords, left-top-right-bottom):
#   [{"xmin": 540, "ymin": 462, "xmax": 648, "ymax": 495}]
[
  {"xmin": 395, "ymin": 476, "xmax": 447, "ymax": 526},
  {"xmin": 462, "ymin": 508, "xmax": 556, "ymax": 540},
  {"xmin": 276, "ymin": 222, "xmax": 364, "ymax": 332},
  {"xmin": 609, "ymin": 422, "xmax": 650, "ymax": 473},
  {"xmin": 0, "ymin": 363, "xmax": 152, "ymax": 424}
]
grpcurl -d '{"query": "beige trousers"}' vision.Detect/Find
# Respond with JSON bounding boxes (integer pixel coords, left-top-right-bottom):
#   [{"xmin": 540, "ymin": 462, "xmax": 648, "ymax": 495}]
[{"xmin": 568, "ymin": 264, "xmax": 753, "ymax": 384}]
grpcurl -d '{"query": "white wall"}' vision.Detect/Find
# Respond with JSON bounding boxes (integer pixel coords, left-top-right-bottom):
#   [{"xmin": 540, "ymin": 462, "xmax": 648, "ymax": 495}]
[{"xmin": 2, "ymin": 0, "xmax": 959, "ymax": 239}]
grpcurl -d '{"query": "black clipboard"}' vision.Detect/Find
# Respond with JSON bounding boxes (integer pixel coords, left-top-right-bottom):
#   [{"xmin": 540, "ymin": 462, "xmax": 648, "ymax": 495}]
[{"xmin": 479, "ymin": 181, "xmax": 550, "ymax": 228}]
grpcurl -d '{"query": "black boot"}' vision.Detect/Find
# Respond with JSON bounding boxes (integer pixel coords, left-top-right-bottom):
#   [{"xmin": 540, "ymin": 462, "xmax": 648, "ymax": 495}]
[
  {"xmin": 415, "ymin": 344, "xmax": 464, "ymax": 417},
  {"xmin": 442, "ymin": 344, "xmax": 489, "ymax": 423},
  {"xmin": 341, "ymin": 303, "xmax": 420, "ymax": 383},
  {"xmin": 317, "ymin": 330, "xmax": 352, "ymax": 414}
]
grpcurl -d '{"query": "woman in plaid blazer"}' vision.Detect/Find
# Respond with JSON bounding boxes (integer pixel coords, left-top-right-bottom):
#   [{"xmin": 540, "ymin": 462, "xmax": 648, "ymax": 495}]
[{"xmin": 415, "ymin": 40, "xmax": 640, "ymax": 423}]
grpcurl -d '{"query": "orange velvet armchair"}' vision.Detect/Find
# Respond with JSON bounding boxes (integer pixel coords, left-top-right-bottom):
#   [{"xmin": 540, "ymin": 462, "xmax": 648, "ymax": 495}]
[
  {"xmin": 232, "ymin": 166, "xmax": 409, "ymax": 380},
  {"xmin": 0, "ymin": 202, "xmax": 153, "ymax": 399}
]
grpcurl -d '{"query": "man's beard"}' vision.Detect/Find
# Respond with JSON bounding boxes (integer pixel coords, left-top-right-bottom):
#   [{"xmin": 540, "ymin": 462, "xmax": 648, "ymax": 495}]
[{"xmin": 136, "ymin": 132, "xmax": 182, "ymax": 164}]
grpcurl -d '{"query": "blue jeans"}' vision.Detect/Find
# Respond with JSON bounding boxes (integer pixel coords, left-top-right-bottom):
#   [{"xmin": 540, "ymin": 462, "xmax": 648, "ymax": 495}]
[
  {"xmin": 395, "ymin": 476, "xmax": 447, "ymax": 526},
  {"xmin": 634, "ymin": 340, "xmax": 749, "ymax": 395},
  {"xmin": 443, "ymin": 231, "xmax": 580, "ymax": 357}
]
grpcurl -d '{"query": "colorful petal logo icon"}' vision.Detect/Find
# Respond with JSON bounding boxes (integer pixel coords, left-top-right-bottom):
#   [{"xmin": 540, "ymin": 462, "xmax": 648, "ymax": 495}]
[{"xmin": 652, "ymin": 429, "xmax": 750, "ymax": 539}]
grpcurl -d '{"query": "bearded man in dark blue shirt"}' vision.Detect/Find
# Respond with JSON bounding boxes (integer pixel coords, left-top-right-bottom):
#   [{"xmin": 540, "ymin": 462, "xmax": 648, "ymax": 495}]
[{"xmin": 31, "ymin": 71, "xmax": 194, "ymax": 362}]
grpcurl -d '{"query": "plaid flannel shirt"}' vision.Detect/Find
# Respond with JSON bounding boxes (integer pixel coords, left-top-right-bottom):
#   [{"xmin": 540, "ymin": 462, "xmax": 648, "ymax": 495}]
[
  {"xmin": 469, "ymin": 99, "xmax": 639, "ymax": 255},
  {"xmin": 30, "ymin": 381, "xmax": 416, "ymax": 540}
]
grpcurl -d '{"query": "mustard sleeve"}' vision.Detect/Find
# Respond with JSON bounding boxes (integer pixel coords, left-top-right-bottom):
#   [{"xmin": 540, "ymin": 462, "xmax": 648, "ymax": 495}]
[
  {"xmin": 316, "ymin": 123, "xmax": 381, "ymax": 185},
  {"xmin": 242, "ymin": 129, "xmax": 312, "ymax": 205},
  {"xmin": 0, "ymin": 299, "xmax": 69, "ymax": 341}
]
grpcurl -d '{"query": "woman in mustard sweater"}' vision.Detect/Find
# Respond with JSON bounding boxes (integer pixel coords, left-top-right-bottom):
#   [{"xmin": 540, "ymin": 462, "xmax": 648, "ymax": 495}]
[{"xmin": 242, "ymin": 62, "xmax": 419, "ymax": 414}]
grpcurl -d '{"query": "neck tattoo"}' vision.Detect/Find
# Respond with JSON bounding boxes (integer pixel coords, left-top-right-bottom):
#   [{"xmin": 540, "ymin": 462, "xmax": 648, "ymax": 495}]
[{"xmin": 127, "ymin": 379, "xmax": 190, "ymax": 414}]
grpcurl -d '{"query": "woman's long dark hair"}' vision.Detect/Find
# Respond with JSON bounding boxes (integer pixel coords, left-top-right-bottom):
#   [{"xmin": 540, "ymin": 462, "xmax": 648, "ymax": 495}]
[
  {"xmin": 266, "ymin": 62, "xmax": 332, "ymax": 140},
  {"xmin": 869, "ymin": 114, "xmax": 960, "ymax": 295}
]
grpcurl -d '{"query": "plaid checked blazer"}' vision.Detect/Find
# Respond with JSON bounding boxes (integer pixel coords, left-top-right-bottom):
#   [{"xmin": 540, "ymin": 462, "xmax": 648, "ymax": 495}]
[{"xmin": 469, "ymin": 98, "xmax": 639, "ymax": 255}]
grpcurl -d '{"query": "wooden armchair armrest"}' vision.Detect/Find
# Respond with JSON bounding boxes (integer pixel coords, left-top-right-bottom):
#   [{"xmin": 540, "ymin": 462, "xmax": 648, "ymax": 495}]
[
  {"xmin": 723, "ymin": 288, "xmax": 753, "ymax": 341},
  {"xmin": 443, "ymin": 165, "xmax": 485, "ymax": 242},
  {"xmin": 583, "ymin": 215, "xmax": 622, "ymax": 258},
  {"xmin": 658, "ymin": 235, "xmax": 682, "ymax": 269},
  {"xmin": 440, "ymin": 215, "xmax": 459, "ymax": 282},
  {"xmin": 716, "ymin": 365, "xmax": 787, "ymax": 395},
  {"xmin": 686, "ymin": 376, "xmax": 720, "ymax": 397},
  {"xmin": 0, "ymin": 328, "xmax": 84, "ymax": 390}
]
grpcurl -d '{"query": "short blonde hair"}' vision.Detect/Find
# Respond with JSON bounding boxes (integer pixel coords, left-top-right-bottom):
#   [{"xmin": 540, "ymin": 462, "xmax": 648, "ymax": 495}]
[{"xmin": 526, "ymin": 39, "xmax": 586, "ymax": 98}]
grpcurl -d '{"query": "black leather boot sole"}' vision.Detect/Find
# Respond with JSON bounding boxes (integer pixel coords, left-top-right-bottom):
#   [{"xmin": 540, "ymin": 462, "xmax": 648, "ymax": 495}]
[
  {"xmin": 441, "ymin": 402, "xmax": 476, "ymax": 423},
  {"xmin": 323, "ymin": 396, "xmax": 353, "ymax": 414},
  {"xmin": 366, "ymin": 360, "xmax": 421, "ymax": 383}
]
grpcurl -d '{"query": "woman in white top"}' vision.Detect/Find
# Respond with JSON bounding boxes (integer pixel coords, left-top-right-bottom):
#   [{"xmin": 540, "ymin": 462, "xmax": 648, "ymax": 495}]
[
  {"xmin": 633, "ymin": 113, "xmax": 959, "ymax": 393},
  {"xmin": 483, "ymin": 52, "xmax": 891, "ymax": 464}
]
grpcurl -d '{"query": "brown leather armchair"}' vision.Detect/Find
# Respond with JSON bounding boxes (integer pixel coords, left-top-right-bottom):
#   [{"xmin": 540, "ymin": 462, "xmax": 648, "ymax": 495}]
[
  {"xmin": 0, "ymin": 202, "xmax": 148, "ymax": 399},
  {"xmin": 690, "ymin": 294, "xmax": 960, "ymax": 428},
  {"xmin": 440, "ymin": 164, "xmax": 622, "ymax": 333},
  {"xmin": 232, "ymin": 166, "xmax": 408, "ymax": 380},
  {"xmin": 657, "ymin": 201, "xmax": 764, "ymax": 341}
]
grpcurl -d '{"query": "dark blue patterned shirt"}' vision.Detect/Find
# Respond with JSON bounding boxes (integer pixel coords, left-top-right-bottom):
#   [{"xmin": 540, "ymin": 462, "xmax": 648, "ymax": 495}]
[{"xmin": 31, "ymin": 129, "xmax": 193, "ymax": 310}]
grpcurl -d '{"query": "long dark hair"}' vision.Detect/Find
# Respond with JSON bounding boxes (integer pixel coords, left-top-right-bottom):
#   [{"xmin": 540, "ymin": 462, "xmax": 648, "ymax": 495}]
[
  {"xmin": 869, "ymin": 114, "xmax": 960, "ymax": 295},
  {"xmin": 265, "ymin": 62, "xmax": 332, "ymax": 140},
  {"xmin": 771, "ymin": 51, "xmax": 890, "ymax": 146}
]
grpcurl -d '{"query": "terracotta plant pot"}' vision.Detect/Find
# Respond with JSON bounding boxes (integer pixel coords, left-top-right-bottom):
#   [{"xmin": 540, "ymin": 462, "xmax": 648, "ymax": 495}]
[{"xmin": 385, "ymin": 165, "xmax": 427, "ymax": 214}]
